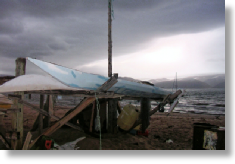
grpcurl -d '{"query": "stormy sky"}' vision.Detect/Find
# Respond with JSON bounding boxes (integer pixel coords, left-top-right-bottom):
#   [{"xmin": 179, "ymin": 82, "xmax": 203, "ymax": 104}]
[{"xmin": 0, "ymin": 0, "xmax": 225, "ymax": 80}]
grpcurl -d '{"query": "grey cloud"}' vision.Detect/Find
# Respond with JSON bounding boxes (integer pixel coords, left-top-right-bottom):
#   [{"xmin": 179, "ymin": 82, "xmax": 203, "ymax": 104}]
[
  {"xmin": 0, "ymin": 0, "xmax": 225, "ymax": 75},
  {"xmin": 0, "ymin": 18, "xmax": 24, "ymax": 34}
]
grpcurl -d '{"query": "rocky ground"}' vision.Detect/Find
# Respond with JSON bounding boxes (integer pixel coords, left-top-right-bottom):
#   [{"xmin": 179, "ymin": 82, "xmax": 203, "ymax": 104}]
[{"xmin": 0, "ymin": 105, "xmax": 225, "ymax": 150}]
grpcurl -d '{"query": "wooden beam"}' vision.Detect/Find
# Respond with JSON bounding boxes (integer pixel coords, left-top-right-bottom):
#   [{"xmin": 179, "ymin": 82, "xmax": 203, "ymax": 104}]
[
  {"xmin": 96, "ymin": 76, "xmax": 118, "ymax": 92},
  {"xmin": 48, "ymin": 95, "xmax": 54, "ymax": 127},
  {"xmin": 11, "ymin": 57, "xmax": 26, "ymax": 150},
  {"xmin": 140, "ymin": 98, "xmax": 150, "ymax": 132},
  {"xmin": 28, "ymin": 97, "xmax": 95, "ymax": 149},
  {"xmin": 39, "ymin": 95, "xmax": 44, "ymax": 135},
  {"xmin": 117, "ymin": 101, "xmax": 122, "ymax": 114},
  {"xmin": 24, "ymin": 90, "xmax": 124, "ymax": 98},
  {"xmin": 22, "ymin": 132, "xmax": 32, "ymax": 150},
  {"xmin": 108, "ymin": 99, "xmax": 118, "ymax": 133},
  {"xmin": 0, "ymin": 133, "xmax": 10, "ymax": 149},
  {"xmin": 43, "ymin": 95, "xmax": 54, "ymax": 128},
  {"xmin": 108, "ymin": 0, "xmax": 112, "ymax": 77},
  {"xmin": 89, "ymin": 101, "xmax": 95, "ymax": 132}
]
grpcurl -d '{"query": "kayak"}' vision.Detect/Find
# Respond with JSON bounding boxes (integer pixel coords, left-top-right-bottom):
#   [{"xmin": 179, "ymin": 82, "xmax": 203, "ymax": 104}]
[{"xmin": 27, "ymin": 57, "xmax": 171, "ymax": 99}]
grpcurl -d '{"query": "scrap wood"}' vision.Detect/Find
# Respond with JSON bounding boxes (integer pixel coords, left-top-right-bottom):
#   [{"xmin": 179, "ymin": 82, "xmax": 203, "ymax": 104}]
[
  {"xmin": 0, "ymin": 132, "xmax": 11, "ymax": 149},
  {"xmin": 89, "ymin": 101, "xmax": 95, "ymax": 132},
  {"xmin": 22, "ymin": 131, "xmax": 32, "ymax": 150},
  {"xmin": 28, "ymin": 97, "xmax": 95, "ymax": 150},
  {"xmin": 56, "ymin": 136, "xmax": 86, "ymax": 150},
  {"xmin": 0, "ymin": 93, "xmax": 13, "ymax": 105}
]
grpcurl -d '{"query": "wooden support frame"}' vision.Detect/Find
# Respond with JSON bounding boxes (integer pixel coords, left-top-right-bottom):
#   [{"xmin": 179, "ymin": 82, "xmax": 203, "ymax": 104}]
[
  {"xmin": 89, "ymin": 101, "xmax": 95, "ymax": 132},
  {"xmin": 28, "ymin": 97, "xmax": 95, "ymax": 149},
  {"xmin": 132, "ymin": 90, "xmax": 183, "ymax": 129},
  {"xmin": 8, "ymin": 96, "xmax": 82, "ymax": 131},
  {"xmin": 39, "ymin": 95, "xmax": 44, "ymax": 135}
]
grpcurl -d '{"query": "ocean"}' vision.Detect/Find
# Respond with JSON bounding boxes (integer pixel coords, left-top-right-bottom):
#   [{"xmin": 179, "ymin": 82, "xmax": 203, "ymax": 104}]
[
  {"xmin": 119, "ymin": 88, "xmax": 225, "ymax": 115},
  {"xmin": 24, "ymin": 88, "xmax": 225, "ymax": 115}
]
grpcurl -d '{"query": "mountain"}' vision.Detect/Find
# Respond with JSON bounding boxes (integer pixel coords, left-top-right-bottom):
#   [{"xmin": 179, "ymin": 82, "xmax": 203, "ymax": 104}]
[
  {"xmin": 153, "ymin": 79, "xmax": 211, "ymax": 88},
  {"xmin": 0, "ymin": 74, "xmax": 15, "ymax": 85},
  {"xmin": 118, "ymin": 76, "xmax": 139, "ymax": 82},
  {"xmin": 149, "ymin": 78, "xmax": 171, "ymax": 83},
  {"xmin": 213, "ymin": 81, "xmax": 225, "ymax": 88},
  {"xmin": 184, "ymin": 74, "xmax": 225, "ymax": 87}
]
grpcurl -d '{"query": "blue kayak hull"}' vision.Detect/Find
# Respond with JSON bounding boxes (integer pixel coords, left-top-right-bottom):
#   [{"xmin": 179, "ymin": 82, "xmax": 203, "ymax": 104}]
[{"xmin": 27, "ymin": 58, "xmax": 171, "ymax": 99}]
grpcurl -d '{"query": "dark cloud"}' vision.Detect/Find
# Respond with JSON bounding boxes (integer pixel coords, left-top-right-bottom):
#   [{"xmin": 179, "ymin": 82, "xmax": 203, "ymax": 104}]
[{"xmin": 0, "ymin": 0, "xmax": 225, "ymax": 75}]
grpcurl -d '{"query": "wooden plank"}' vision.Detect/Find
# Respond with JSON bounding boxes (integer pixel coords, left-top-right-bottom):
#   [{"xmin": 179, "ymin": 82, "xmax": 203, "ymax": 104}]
[
  {"xmin": 22, "ymin": 132, "xmax": 32, "ymax": 150},
  {"xmin": 0, "ymin": 133, "xmax": 10, "ymax": 149},
  {"xmin": 108, "ymin": 99, "xmax": 117, "ymax": 133},
  {"xmin": 39, "ymin": 95, "xmax": 44, "ymax": 134},
  {"xmin": 89, "ymin": 101, "xmax": 95, "ymax": 132},
  {"xmin": 11, "ymin": 57, "xmax": 26, "ymax": 150},
  {"xmin": 117, "ymin": 101, "xmax": 122, "ymax": 114},
  {"xmin": 108, "ymin": 0, "xmax": 112, "ymax": 77},
  {"xmin": 96, "ymin": 76, "xmax": 117, "ymax": 92},
  {"xmin": 0, "ymin": 104, "xmax": 12, "ymax": 109},
  {"xmin": 24, "ymin": 91, "xmax": 124, "ymax": 98},
  {"xmin": 140, "ymin": 98, "xmax": 150, "ymax": 132},
  {"xmin": 0, "ymin": 93, "xmax": 13, "ymax": 105},
  {"xmin": 28, "ymin": 97, "xmax": 95, "ymax": 149},
  {"xmin": 48, "ymin": 95, "xmax": 54, "ymax": 127}
]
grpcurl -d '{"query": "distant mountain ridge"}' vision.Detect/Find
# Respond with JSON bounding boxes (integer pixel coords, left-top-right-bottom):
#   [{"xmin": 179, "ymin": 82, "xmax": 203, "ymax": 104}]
[{"xmin": 120, "ymin": 74, "xmax": 225, "ymax": 89}]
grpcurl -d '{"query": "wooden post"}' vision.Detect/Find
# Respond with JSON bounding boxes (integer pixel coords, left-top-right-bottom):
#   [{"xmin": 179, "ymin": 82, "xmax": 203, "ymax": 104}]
[
  {"xmin": 12, "ymin": 57, "xmax": 26, "ymax": 149},
  {"xmin": 39, "ymin": 95, "xmax": 44, "ymax": 135},
  {"xmin": 108, "ymin": 0, "xmax": 112, "ymax": 77},
  {"xmin": 140, "ymin": 98, "xmax": 150, "ymax": 133},
  {"xmin": 89, "ymin": 101, "xmax": 95, "ymax": 132},
  {"xmin": 44, "ymin": 95, "xmax": 54, "ymax": 128},
  {"xmin": 108, "ymin": 99, "xmax": 117, "ymax": 133}
]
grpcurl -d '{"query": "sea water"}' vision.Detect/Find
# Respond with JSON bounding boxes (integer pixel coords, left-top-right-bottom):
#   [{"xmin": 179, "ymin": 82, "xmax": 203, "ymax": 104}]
[
  {"xmin": 25, "ymin": 88, "xmax": 225, "ymax": 115},
  {"xmin": 120, "ymin": 88, "xmax": 225, "ymax": 115}
]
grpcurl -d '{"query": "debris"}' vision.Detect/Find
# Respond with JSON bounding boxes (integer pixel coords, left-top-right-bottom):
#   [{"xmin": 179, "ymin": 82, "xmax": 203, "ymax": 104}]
[
  {"xmin": 166, "ymin": 139, "xmax": 173, "ymax": 143},
  {"xmin": 137, "ymin": 130, "xmax": 149, "ymax": 137},
  {"xmin": 55, "ymin": 136, "xmax": 86, "ymax": 150}
]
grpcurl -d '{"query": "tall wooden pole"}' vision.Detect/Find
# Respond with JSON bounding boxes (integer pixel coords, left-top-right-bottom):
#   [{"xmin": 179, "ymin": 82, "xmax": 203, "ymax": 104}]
[
  {"xmin": 12, "ymin": 58, "xmax": 26, "ymax": 149},
  {"xmin": 108, "ymin": 0, "xmax": 112, "ymax": 77},
  {"xmin": 39, "ymin": 95, "xmax": 44, "ymax": 135}
]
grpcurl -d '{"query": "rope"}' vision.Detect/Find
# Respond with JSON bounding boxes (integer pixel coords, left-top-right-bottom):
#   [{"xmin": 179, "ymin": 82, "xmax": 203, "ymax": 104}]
[{"xmin": 95, "ymin": 93, "xmax": 102, "ymax": 150}]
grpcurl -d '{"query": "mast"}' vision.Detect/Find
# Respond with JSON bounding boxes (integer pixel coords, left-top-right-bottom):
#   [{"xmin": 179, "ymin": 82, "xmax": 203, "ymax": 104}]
[
  {"xmin": 108, "ymin": 0, "xmax": 112, "ymax": 77},
  {"xmin": 176, "ymin": 72, "xmax": 177, "ymax": 91}
]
